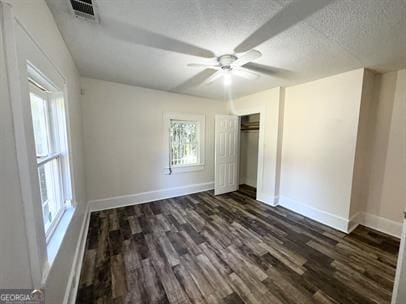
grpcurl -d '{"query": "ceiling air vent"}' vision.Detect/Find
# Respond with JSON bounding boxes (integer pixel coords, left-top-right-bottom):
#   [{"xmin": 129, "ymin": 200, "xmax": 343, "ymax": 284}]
[{"xmin": 69, "ymin": 0, "xmax": 98, "ymax": 22}]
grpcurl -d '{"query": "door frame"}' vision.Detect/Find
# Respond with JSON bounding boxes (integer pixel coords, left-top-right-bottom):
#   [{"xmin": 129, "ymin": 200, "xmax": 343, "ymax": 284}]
[{"xmin": 234, "ymin": 106, "xmax": 266, "ymax": 202}]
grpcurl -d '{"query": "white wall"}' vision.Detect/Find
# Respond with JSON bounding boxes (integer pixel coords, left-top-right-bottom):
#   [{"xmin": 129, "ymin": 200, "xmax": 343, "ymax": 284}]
[
  {"xmin": 239, "ymin": 115, "xmax": 260, "ymax": 188},
  {"xmin": 350, "ymin": 69, "xmax": 376, "ymax": 218},
  {"xmin": 279, "ymin": 69, "xmax": 365, "ymax": 223},
  {"xmin": 240, "ymin": 132, "xmax": 259, "ymax": 187},
  {"xmin": 376, "ymin": 70, "xmax": 406, "ymax": 223},
  {"xmin": 0, "ymin": 3, "xmax": 32, "ymax": 288},
  {"xmin": 233, "ymin": 88, "xmax": 281, "ymax": 204},
  {"xmin": 1, "ymin": 1, "xmax": 87, "ymax": 302},
  {"xmin": 81, "ymin": 77, "xmax": 227, "ymax": 202},
  {"xmin": 361, "ymin": 69, "xmax": 406, "ymax": 225}
]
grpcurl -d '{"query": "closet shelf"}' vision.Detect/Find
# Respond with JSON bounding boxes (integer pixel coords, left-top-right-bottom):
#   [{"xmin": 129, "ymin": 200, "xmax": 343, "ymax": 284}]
[
  {"xmin": 241, "ymin": 121, "xmax": 259, "ymax": 131},
  {"xmin": 241, "ymin": 127, "xmax": 259, "ymax": 131}
]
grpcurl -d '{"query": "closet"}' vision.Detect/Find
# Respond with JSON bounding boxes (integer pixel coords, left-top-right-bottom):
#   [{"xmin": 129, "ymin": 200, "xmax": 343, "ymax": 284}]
[{"xmin": 239, "ymin": 113, "xmax": 260, "ymax": 195}]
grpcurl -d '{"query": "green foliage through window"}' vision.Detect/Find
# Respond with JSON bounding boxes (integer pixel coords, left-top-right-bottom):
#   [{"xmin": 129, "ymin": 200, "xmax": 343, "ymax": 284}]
[{"xmin": 170, "ymin": 120, "xmax": 199, "ymax": 166}]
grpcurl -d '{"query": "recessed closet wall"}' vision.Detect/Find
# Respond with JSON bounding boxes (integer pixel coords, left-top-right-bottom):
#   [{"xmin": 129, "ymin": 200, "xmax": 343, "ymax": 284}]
[
  {"xmin": 280, "ymin": 69, "xmax": 365, "ymax": 227},
  {"xmin": 239, "ymin": 114, "xmax": 260, "ymax": 188},
  {"xmin": 350, "ymin": 69, "xmax": 406, "ymax": 234}
]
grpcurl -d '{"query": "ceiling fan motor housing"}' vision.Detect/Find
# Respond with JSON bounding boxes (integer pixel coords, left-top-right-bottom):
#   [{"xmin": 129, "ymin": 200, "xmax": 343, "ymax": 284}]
[{"xmin": 218, "ymin": 54, "xmax": 237, "ymax": 69}]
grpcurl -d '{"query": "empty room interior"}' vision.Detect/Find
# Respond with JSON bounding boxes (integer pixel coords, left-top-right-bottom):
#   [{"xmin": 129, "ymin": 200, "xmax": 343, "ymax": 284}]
[{"xmin": 1, "ymin": 0, "xmax": 406, "ymax": 303}]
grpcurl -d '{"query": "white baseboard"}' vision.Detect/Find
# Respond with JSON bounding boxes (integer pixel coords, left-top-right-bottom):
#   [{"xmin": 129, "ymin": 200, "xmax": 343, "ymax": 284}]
[
  {"xmin": 347, "ymin": 212, "xmax": 362, "ymax": 233},
  {"xmin": 240, "ymin": 177, "xmax": 257, "ymax": 188},
  {"xmin": 276, "ymin": 196, "xmax": 402, "ymax": 238},
  {"xmin": 359, "ymin": 212, "xmax": 402, "ymax": 238},
  {"xmin": 277, "ymin": 196, "xmax": 351, "ymax": 233},
  {"xmin": 88, "ymin": 182, "xmax": 214, "ymax": 212},
  {"xmin": 63, "ymin": 205, "xmax": 91, "ymax": 304},
  {"xmin": 257, "ymin": 192, "xmax": 278, "ymax": 207}
]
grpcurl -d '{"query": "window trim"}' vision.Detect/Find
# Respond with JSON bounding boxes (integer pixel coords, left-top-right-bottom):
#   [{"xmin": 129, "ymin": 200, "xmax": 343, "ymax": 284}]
[
  {"xmin": 5, "ymin": 9, "xmax": 77, "ymax": 284},
  {"xmin": 163, "ymin": 112, "xmax": 205, "ymax": 174},
  {"xmin": 29, "ymin": 82, "xmax": 68, "ymax": 242},
  {"xmin": 170, "ymin": 119, "xmax": 201, "ymax": 167}
]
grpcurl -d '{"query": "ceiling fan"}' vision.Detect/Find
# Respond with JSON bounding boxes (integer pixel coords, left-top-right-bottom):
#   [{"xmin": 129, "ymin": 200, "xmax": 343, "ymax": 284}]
[
  {"xmin": 187, "ymin": 50, "xmax": 263, "ymax": 86},
  {"xmin": 101, "ymin": 0, "xmax": 331, "ymax": 91}
]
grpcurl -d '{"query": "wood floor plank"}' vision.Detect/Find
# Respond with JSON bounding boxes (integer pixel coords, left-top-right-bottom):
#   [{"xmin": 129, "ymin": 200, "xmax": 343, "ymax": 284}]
[
  {"xmin": 180, "ymin": 253, "xmax": 219, "ymax": 302},
  {"xmin": 227, "ymin": 245, "xmax": 268, "ymax": 282},
  {"xmin": 158, "ymin": 234, "xmax": 180, "ymax": 267},
  {"xmin": 124, "ymin": 266, "xmax": 147, "ymax": 304},
  {"xmin": 179, "ymin": 230, "xmax": 203, "ymax": 256},
  {"xmin": 167, "ymin": 231, "xmax": 189, "ymax": 256},
  {"xmin": 312, "ymin": 290, "xmax": 340, "ymax": 304},
  {"xmin": 122, "ymin": 238, "xmax": 142, "ymax": 271},
  {"xmin": 199, "ymin": 242, "xmax": 232, "ymax": 276},
  {"xmin": 141, "ymin": 258, "xmax": 169, "ymax": 304},
  {"xmin": 92, "ymin": 259, "xmax": 112, "ymax": 300},
  {"xmin": 109, "ymin": 230, "xmax": 123, "ymax": 256},
  {"xmin": 265, "ymin": 264, "xmax": 314, "ymax": 304},
  {"xmin": 195, "ymin": 253, "xmax": 233, "ymax": 299},
  {"xmin": 128, "ymin": 215, "xmax": 142, "ymax": 234},
  {"xmin": 111, "ymin": 254, "xmax": 127, "ymax": 299},
  {"xmin": 223, "ymin": 292, "xmax": 245, "ymax": 304},
  {"xmin": 96, "ymin": 216, "xmax": 110, "ymax": 267},
  {"xmin": 108, "ymin": 209, "xmax": 120, "ymax": 231},
  {"xmin": 228, "ymin": 272, "xmax": 263, "ymax": 304},
  {"xmin": 79, "ymin": 249, "xmax": 97, "ymax": 287},
  {"xmin": 76, "ymin": 187, "xmax": 399, "ymax": 304},
  {"xmin": 173, "ymin": 263, "xmax": 205, "ymax": 304},
  {"xmin": 146, "ymin": 234, "xmax": 191, "ymax": 304}
]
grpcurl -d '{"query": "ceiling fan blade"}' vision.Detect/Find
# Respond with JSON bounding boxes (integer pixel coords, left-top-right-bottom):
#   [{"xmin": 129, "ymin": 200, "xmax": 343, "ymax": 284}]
[
  {"xmin": 243, "ymin": 63, "xmax": 293, "ymax": 78},
  {"xmin": 187, "ymin": 63, "xmax": 220, "ymax": 69},
  {"xmin": 233, "ymin": 50, "xmax": 262, "ymax": 67},
  {"xmin": 232, "ymin": 67, "xmax": 260, "ymax": 80},
  {"xmin": 173, "ymin": 69, "xmax": 218, "ymax": 91},
  {"xmin": 205, "ymin": 70, "xmax": 224, "ymax": 85},
  {"xmin": 103, "ymin": 18, "xmax": 215, "ymax": 58},
  {"xmin": 234, "ymin": 0, "xmax": 332, "ymax": 53}
]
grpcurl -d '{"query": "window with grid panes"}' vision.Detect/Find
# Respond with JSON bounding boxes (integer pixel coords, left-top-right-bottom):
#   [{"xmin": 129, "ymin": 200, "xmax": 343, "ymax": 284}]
[{"xmin": 29, "ymin": 82, "xmax": 70, "ymax": 240}]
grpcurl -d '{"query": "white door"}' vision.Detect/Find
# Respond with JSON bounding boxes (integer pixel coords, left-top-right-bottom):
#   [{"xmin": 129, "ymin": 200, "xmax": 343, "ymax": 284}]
[{"xmin": 215, "ymin": 115, "xmax": 239, "ymax": 195}]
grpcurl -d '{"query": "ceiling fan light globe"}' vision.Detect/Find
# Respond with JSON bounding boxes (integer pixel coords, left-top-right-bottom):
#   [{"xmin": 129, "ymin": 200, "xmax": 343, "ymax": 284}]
[{"xmin": 223, "ymin": 73, "xmax": 232, "ymax": 86}]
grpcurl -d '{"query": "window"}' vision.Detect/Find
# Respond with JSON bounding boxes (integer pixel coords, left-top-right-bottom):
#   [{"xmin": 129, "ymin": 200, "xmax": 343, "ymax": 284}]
[
  {"xmin": 170, "ymin": 120, "xmax": 199, "ymax": 166},
  {"xmin": 29, "ymin": 79, "xmax": 71, "ymax": 241},
  {"xmin": 164, "ymin": 113, "xmax": 205, "ymax": 173}
]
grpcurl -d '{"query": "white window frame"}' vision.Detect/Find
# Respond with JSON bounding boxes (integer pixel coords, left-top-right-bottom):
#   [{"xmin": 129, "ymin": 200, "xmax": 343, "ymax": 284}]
[
  {"xmin": 164, "ymin": 112, "xmax": 205, "ymax": 174},
  {"xmin": 28, "ymin": 70, "xmax": 72, "ymax": 243},
  {"xmin": 29, "ymin": 82, "xmax": 66, "ymax": 242}
]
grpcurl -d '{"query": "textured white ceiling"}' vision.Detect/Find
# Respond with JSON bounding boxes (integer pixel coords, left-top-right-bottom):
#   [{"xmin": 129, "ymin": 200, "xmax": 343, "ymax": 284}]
[{"xmin": 45, "ymin": 0, "xmax": 406, "ymax": 100}]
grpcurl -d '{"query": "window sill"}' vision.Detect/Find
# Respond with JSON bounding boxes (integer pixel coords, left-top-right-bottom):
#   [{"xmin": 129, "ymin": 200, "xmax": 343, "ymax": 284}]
[
  {"xmin": 42, "ymin": 205, "xmax": 75, "ymax": 283},
  {"xmin": 163, "ymin": 164, "xmax": 205, "ymax": 174}
]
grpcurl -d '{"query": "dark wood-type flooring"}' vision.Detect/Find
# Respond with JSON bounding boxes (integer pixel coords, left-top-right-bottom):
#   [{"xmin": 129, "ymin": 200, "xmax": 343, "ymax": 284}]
[{"xmin": 76, "ymin": 185, "xmax": 400, "ymax": 304}]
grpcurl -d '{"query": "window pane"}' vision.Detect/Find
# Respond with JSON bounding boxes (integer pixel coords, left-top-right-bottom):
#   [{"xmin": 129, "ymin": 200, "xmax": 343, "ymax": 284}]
[
  {"xmin": 170, "ymin": 120, "xmax": 198, "ymax": 166},
  {"xmin": 38, "ymin": 159, "xmax": 62, "ymax": 233},
  {"xmin": 28, "ymin": 75, "xmax": 72, "ymax": 240},
  {"xmin": 30, "ymin": 92, "xmax": 49, "ymax": 157},
  {"xmin": 38, "ymin": 165, "xmax": 48, "ymax": 203}
]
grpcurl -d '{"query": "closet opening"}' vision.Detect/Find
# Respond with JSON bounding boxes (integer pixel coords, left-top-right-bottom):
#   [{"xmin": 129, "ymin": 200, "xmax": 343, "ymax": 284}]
[{"xmin": 239, "ymin": 113, "xmax": 260, "ymax": 199}]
